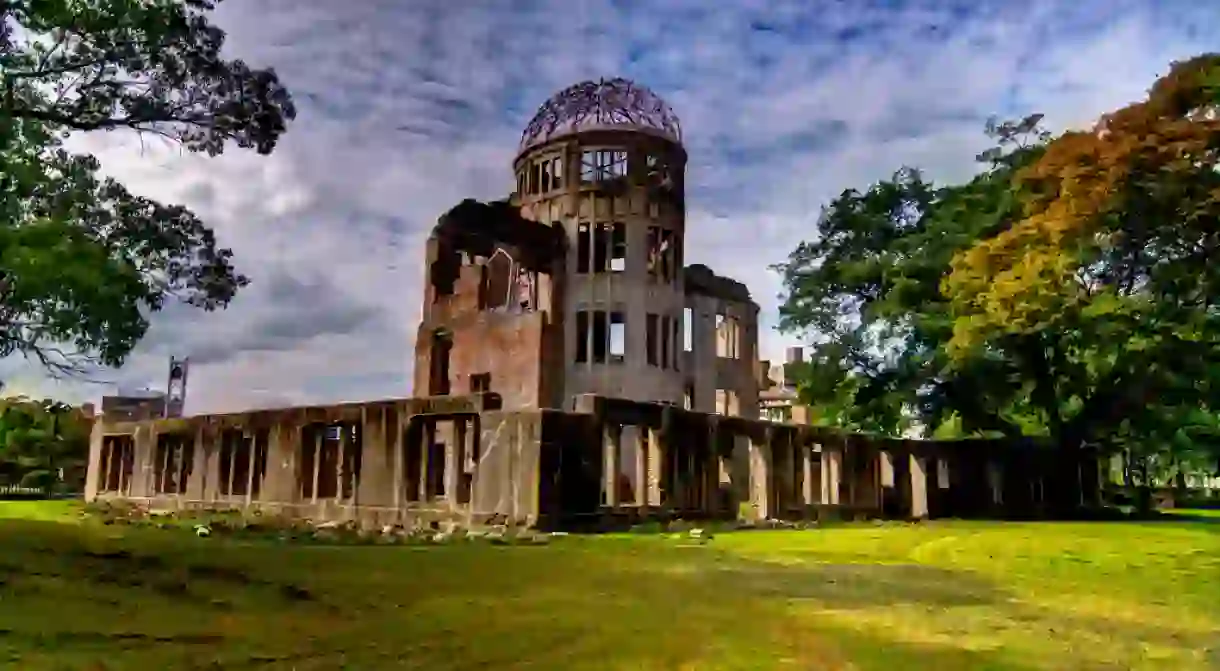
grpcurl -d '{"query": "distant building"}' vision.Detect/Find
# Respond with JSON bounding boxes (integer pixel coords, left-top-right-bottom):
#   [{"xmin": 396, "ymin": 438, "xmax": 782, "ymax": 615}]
[
  {"xmin": 100, "ymin": 390, "xmax": 167, "ymax": 422},
  {"xmin": 758, "ymin": 347, "xmax": 804, "ymax": 422}
]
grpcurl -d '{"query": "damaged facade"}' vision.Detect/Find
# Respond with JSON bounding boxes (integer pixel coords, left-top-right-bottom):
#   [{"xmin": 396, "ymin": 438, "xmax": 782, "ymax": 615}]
[{"xmin": 85, "ymin": 78, "xmax": 1103, "ymax": 528}]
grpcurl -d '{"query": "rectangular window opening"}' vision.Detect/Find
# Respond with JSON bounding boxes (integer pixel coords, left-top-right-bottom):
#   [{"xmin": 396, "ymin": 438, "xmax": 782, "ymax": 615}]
[
  {"xmin": 683, "ymin": 307, "xmax": 694, "ymax": 352},
  {"xmin": 153, "ymin": 434, "xmax": 194, "ymax": 495},
  {"xmin": 540, "ymin": 160, "xmax": 551, "ymax": 192},
  {"xmin": 429, "ymin": 330, "xmax": 452, "ymax": 395},
  {"xmin": 671, "ymin": 316, "xmax": 681, "ymax": 370},
  {"xmin": 577, "ymin": 223, "xmax": 591, "ymax": 274},
  {"xmin": 610, "ymin": 222, "xmax": 626, "ymax": 272},
  {"xmin": 576, "ymin": 310, "xmax": 589, "ymax": 363},
  {"xmin": 715, "ymin": 313, "xmax": 740, "ymax": 359},
  {"xmin": 592, "ymin": 311, "xmax": 608, "ymax": 363},
  {"xmin": 552, "ymin": 157, "xmax": 563, "ymax": 189},
  {"xmin": 715, "ymin": 389, "xmax": 738, "ymax": 416},
  {"xmin": 647, "ymin": 227, "xmax": 677, "ymax": 283},
  {"xmin": 609, "ymin": 311, "xmax": 625, "ymax": 363},
  {"xmin": 470, "ymin": 373, "xmax": 492, "ymax": 394},
  {"xmin": 581, "ymin": 151, "xmax": 597, "ymax": 183},
  {"xmin": 593, "ymin": 223, "xmax": 610, "ymax": 273},
  {"xmin": 646, "ymin": 313, "xmax": 658, "ymax": 367},
  {"xmin": 660, "ymin": 315, "xmax": 670, "ymax": 369}
]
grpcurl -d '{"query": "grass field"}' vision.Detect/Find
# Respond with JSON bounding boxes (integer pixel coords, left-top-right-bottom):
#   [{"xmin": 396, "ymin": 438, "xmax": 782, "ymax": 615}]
[{"xmin": 0, "ymin": 501, "xmax": 1217, "ymax": 670}]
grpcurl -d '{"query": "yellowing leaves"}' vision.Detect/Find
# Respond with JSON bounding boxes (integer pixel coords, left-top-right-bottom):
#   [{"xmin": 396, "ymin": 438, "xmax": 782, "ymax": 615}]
[{"xmin": 944, "ymin": 54, "xmax": 1220, "ymax": 357}]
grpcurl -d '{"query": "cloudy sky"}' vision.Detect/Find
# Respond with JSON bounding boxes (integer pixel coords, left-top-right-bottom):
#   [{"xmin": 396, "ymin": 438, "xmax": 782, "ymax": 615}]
[{"xmin": 4, "ymin": 0, "xmax": 1216, "ymax": 412}]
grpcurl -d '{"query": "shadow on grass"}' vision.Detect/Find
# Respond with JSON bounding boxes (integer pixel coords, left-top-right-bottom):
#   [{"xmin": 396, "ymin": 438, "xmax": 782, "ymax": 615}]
[
  {"xmin": 1153, "ymin": 511, "xmax": 1220, "ymax": 526},
  {"xmin": 2, "ymin": 517, "xmax": 1212, "ymax": 670},
  {"xmin": 703, "ymin": 558, "xmax": 1002, "ymax": 609},
  {"xmin": 826, "ymin": 625, "xmax": 1036, "ymax": 671},
  {"xmin": 0, "ymin": 518, "xmax": 331, "ymax": 656}
]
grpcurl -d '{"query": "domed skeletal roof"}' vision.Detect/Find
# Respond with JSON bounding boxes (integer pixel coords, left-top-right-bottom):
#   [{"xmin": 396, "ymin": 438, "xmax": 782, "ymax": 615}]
[{"xmin": 519, "ymin": 77, "xmax": 682, "ymax": 153}]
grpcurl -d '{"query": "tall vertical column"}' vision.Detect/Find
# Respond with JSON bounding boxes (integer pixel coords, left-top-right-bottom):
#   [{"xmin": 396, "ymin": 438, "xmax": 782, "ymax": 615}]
[
  {"xmin": 357, "ymin": 408, "xmax": 389, "ymax": 507},
  {"xmin": 184, "ymin": 426, "xmax": 209, "ymax": 501},
  {"xmin": 986, "ymin": 460, "xmax": 1004, "ymax": 508},
  {"xmin": 801, "ymin": 441, "xmax": 815, "ymax": 506},
  {"xmin": 440, "ymin": 420, "xmax": 460, "ymax": 507},
  {"xmin": 633, "ymin": 427, "xmax": 648, "ymax": 506},
  {"xmin": 202, "ymin": 426, "xmax": 222, "ymax": 503},
  {"xmin": 84, "ymin": 419, "xmax": 104, "ymax": 501},
  {"xmin": 820, "ymin": 445, "xmax": 841, "ymax": 505},
  {"xmin": 909, "ymin": 454, "xmax": 929, "ymax": 518},
  {"xmin": 748, "ymin": 432, "xmax": 772, "ymax": 520},
  {"xmin": 646, "ymin": 427, "xmax": 663, "ymax": 507},
  {"xmin": 128, "ymin": 424, "xmax": 155, "ymax": 497},
  {"xmin": 262, "ymin": 421, "xmax": 300, "ymax": 504},
  {"xmin": 602, "ymin": 423, "xmax": 621, "ymax": 507}
]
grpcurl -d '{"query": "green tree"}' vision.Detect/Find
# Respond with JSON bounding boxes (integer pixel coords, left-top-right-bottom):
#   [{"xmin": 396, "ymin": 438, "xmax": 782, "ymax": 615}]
[
  {"xmin": 773, "ymin": 115, "xmax": 1050, "ymax": 437},
  {"xmin": 942, "ymin": 55, "xmax": 1220, "ymax": 470},
  {"xmin": 0, "ymin": 396, "xmax": 89, "ymax": 491},
  {"xmin": 0, "ymin": 0, "xmax": 295, "ymax": 374},
  {"xmin": 777, "ymin": 55, "xmax": 1220, "ymax": 510}
]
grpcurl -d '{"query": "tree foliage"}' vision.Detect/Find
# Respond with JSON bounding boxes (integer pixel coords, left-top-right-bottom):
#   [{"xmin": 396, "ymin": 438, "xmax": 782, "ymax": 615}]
[
  {"xmin": 945, "ymin": 54, "xmax": 1220, "ymax": 355},
  {"xmin": 0, "ymin": 395, "xmax": 89, "ymax": 488},
  {"xmin": 0, "ymin": 0, "xmax": 295, "ymax": 373},
  {"xmin": 777, "ymin": 54, "xmax": 1220, "ymax": 476},
  {"xmin": 774, "ymin": 115, "xmax": 1047, "ymax": 436}
]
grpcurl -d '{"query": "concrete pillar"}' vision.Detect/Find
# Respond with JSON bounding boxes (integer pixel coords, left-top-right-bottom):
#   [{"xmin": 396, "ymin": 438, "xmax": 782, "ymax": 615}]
[
  {"xmin": 819, "ymin": 446, "xmax": 839, "ymax": 505},
  {"xmin": 185, "ymin": 427, "xmax": 208, "ymax": 501},
  {"xmin": 440, "ymin": 420, "xmax": 460, "ymax": 507},
  {"xmin": 602, "ymin": 423, "xmax": 621, "ymax": 507},
  {"xmin": 308, "ymin": 430, "xmax": 323, "ymax": 504},
  {"xmin": 748, "ymin": 433, "xmax": 772, "ymax": 519},
  {"xmin": 392, "ymin": 409, "xmax": 406, "ymax": 509},
  {"xmin": 633, "ymin": 427, "xmax": 648, "ymax": 506},
  {"xmin": 202, "ymin": 427, "xmax": 222, "ymax": 502},
  {"xmin": 128, "ymin": 424, "xmax": 155, "ymax": 497},
  {"xmin": 986, "ymin": 460, "xmax": 1004, "ymax": 506},
  {"xmin": 801, "ymin": 442, "xmax": 815, "ymax": 506},
  {"xmin": 357, "ymin": 408, "xmax": 392, "ymax": 507},
  {"xmin": 820, "ymin": 446, "xmax": 841, "ymax": 505},
  {"xmin": 909, "ymin": 454, "xmax": 929, "ymax": 518},
  {"xmin": 262, "ymin": 421, "xmax": 299, "ymax": 503},
  {"xmin": 84, "ymin": 419, "xmax": 104, "ymax": 501},
  {"xmin": 880, "ymin": 451, "xmax": 895, "ymax": 488},
  {"xmin": 646, "ymin": 427, "xmax": 662, "ymax": 507}
]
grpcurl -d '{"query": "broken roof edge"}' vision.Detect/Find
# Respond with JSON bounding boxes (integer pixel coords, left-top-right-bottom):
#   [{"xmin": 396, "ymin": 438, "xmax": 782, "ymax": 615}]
[
  {"xmin": 432, "ymin": 198, "xmax": 566, "ymax": 269},
  {"xmin": 682, "ymin": 263, "xmax": 753, "ymax": 304}
]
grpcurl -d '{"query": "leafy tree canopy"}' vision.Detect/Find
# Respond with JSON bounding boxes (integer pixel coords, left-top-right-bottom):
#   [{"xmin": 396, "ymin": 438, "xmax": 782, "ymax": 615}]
[
  {"xmin": 0, "ymin": 395, "xmax": 89, "ymax": 480},
  {"xmin": 0, "ymin": 0, "xmax": 295, "ymax": 374},
  {"xmin": 777, "ymin": 54, "xmax": 1220, "ymax": 475}
]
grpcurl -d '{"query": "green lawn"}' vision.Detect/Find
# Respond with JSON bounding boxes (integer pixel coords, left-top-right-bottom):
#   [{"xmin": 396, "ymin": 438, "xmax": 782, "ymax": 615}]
[{"xmin": 1, "ymin": 501, "xmax": 1217, "ymax": 670}]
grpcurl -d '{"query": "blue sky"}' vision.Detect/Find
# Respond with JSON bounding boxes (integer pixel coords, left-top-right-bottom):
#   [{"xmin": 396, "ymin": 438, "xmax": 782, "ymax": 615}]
[{"xmin": 4, "ymin": 0, "xmax": 1217, "ymax": 412}]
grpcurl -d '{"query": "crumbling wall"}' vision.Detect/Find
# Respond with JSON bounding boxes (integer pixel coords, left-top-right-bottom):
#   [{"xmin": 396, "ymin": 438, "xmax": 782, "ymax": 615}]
[
  {"xmin": 86, "ymin": 392, "xmax": 1103, "ymax": 530},
  {"xmin": 683, "ymin": 264, "xmax": 760, "ymax": 419},
  {"xmin": 414, "ymin": 199, "xmax": 568, "ymax": 410}
]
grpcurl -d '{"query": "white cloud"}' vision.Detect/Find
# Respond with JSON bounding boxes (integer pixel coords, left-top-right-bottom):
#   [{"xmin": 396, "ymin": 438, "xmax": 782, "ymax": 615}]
[{"xmin": 6, "ymin": 0, "xmax": 1217, "ymax": 411}]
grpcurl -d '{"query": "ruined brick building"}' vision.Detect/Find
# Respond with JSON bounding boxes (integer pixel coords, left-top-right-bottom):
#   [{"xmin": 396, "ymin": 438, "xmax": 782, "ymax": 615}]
[
  {"xmin": 84, "ymin": 79, "xmax": 1103, "ymax": 528},
  {"xmin": 415, "ymin": 78, "xmax": 758, "ymax": 417}
]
